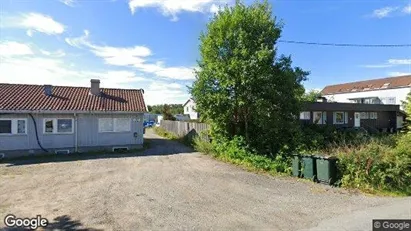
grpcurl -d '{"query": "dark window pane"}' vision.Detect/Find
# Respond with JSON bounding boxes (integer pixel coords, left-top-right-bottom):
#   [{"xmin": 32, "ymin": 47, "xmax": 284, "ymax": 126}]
[
  {"xmin": 17, "ymin": 120, "xmax": 26, "ymax": 134},
  {"xmin": 57, "ymin": 119, "xmax": 72, "ymax": 133},
  {"xmin": 0, "ymin": 120, "xmax": 12, "ymax": 134},
  {"xmin": 45, "ymin": 120, "xmax": 54, "ymax": 133}
]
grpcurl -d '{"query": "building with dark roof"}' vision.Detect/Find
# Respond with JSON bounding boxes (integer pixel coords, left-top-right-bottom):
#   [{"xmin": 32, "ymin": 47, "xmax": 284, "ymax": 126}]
[{"xmin": 321, "ymin": 75, "xmax": 411, "ymax": 129}]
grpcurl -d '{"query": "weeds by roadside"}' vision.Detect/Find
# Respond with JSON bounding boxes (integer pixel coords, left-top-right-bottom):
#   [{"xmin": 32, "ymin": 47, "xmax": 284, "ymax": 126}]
[
  {"xmin": 152, "ymin": 127, "xmax": 193, "ymax": 146},
  {"xmin": 193, "ymin": 136, "xmax": 291, "ymax": 176},
  {"xmin": 154, "ymin": 125, "xmax": 411, "ymax": 196}
]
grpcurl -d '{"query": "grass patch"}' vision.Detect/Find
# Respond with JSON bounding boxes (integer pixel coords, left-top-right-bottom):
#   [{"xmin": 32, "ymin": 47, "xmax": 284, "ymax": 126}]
[{"xmin": 152, "ymin": 127, "xmax": 193, "ymax": 146}]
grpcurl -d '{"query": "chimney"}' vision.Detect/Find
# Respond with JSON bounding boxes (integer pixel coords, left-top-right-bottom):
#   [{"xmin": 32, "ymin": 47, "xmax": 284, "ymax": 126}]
[
  {"xmin": 90, "ymin": 79, "xmax": 100, "ymax": 96},
  {"xmin": 44, "ymin": 85, "xmax": 52, "ymax": 96}
]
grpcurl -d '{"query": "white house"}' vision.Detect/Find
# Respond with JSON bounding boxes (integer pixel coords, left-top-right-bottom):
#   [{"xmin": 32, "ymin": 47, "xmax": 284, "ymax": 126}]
[
  {"xmin": 183, "ymin": 98, "xmax": 199, "ymax": 120},
  {"xmin": 321, "ymin": 75, "xmax": 411, "ymax": 129}
]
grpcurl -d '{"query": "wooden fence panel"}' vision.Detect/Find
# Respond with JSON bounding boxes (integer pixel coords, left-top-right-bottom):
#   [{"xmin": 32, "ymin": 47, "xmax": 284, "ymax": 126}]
[{"xmin": 160, "ymin": 120, "xmax": 209, "ymax": 140}]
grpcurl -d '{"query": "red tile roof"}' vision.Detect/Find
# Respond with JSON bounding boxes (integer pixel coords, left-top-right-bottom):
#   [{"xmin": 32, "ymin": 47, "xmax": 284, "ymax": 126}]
[
  {"xmin": 321, "ymin": 75, "xmax": 411, "ymax": 95},
  {"xmin": 0, "ymin": 83, "xmax": 147, "ymax": 112}
]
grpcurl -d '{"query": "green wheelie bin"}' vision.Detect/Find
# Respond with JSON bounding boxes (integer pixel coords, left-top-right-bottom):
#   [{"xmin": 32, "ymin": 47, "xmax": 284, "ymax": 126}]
[
  {"xmin": 292, "ymin": 154, "xmax": 302, "ymax": 177},
  {"xmin": 301, "ymin": 155, "xmax": 317, "ymax": 182},
  {"xmin": 316, "ymin": 156, "xmax": 338, "ymax": 185}
]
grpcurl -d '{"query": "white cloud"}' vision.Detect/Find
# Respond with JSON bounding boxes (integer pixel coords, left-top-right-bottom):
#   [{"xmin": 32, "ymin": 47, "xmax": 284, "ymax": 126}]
[
  {"xmin": 369, "ymin": 4, "xmax": 411, "ymax": 18},
  {"xmin": 144, "ymin": 81, "xmax": 189, "ymax": 105},
  {"xmin": 3, "ymin": 13, "xmax": 65, "ymax": 36},
  {"xmin": 210, "ymin": 4, "xmax": 221, "ymax": 14},
  {"xmin": 362, "ymin": 59, "xmax": 411, "ymax": 68},
  {"xmin": 60, "ymin": 0, "xmax": 75, "ymax": 6},
  {"xmin": 0, "ymin": 41, "xmax": 33, "ymax": 56},
  {"xmin": 361, "ymin": 64, "xmax": 393, "ymax": 68},
  {"xmin": 371, "ymin": 6, "xmax": 399, "ymax": 18},
  {"xmin": 40, "ymin": 49, "xmax": 66, "ymax": 58},
  {"xmin": 128, "ymin": 0, "xmax": 231, "ymax": 20},
  {"xmin": 388, "ymin": 72, "xmax": 411, "ymax": 76},
  {"xmin": 66, "ymin": 30, "xmax": 196, "ymax": 80},
  {"xmin": 388, "ymin": 59, "xmax": 411, "ymax": 65},
  {"xmin": 26, "ymin": 30, "xmax": 33, "ymax": 37},
  {"xmin": 403, "ymin": 5, "xmax": 411, "ymax": 14},
  {"xmin": 0, "ymin": 44, "xmax": 150, "ymax": 90},
  {"xmin": 0, "ymin": 40, "xmax": 186, "ymax": 105}
]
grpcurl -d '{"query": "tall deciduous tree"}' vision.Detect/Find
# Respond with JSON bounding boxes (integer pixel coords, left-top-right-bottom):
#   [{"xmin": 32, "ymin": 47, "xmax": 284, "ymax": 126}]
[
  {"xmin": 190, "ymin": 0, "xmax": 308, "ymax": 156},
  {"xmin": 162, "ymin": 104, "xmax": 176, "ymax": 121},
  {"xmin": 302, "ymin": 89, "xmax": 322, "ymax": 102},
  {"xmin": 404, "ymin": 91, "xmax": 411, "ymax": 132}
]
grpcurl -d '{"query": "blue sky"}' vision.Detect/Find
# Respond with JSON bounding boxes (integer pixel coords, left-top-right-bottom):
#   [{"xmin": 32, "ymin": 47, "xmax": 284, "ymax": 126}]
[{"xmin": 1, "ymin": 0, "xmax": 410, "ymax": 105}]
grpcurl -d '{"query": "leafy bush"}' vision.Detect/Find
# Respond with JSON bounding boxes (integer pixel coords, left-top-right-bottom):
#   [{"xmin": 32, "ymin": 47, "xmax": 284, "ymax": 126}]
[
  {"xmin": 153, "ymin": 127, "xmax": 179, "ymax": 140},
  {"xmin": 195, "ymin": 136, "xmax": 291, "ymax": 175},
  {"xmin": 193, "ymin": 136, "xmax": 215, "ymax": 155},
  {"xmin": 335, "ymin": 134, "xmax": 411, "ymax": 195},
  {"xmin": 297, "ymin": 124, "xmax": 371, "ymax": 152}
]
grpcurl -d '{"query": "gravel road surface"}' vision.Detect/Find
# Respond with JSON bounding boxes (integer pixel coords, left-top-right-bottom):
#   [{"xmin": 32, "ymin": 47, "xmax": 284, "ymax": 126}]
[{"xmin": 0, "ymin": 129, "xmax": 409, "ymax": 230}]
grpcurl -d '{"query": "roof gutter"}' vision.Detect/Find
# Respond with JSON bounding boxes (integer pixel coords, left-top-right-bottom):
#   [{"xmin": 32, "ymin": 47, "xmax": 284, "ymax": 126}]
[{"xmin": 0, "ymin": 110, "xmax": 146, "ymax": 114}]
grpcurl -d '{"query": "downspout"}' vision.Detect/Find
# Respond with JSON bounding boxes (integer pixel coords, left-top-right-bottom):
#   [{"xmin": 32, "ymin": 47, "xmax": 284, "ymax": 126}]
[
  {"xmin": 74, "ymin": 113, "xmax": 78, "ymax": 153},
  {"xmin": 28, "ymin": 113, "xmax": 48, "ymax": 153}
]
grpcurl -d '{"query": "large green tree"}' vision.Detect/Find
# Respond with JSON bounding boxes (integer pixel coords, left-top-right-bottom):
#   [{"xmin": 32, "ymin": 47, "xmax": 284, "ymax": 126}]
[
  {"xmin": 147, "ymin": 104, "xmax": 183, "ymax": 115},
  {"xmin": 302, "ymin": 89, "xmax": 322, "ymax": 102},
  {"xmin": 404, "ymin": 91, "xmax": 411, "ymax": 132},
  {"xmin": 190, "ymin": 0, "xmax": 308, "ymax": 156}
]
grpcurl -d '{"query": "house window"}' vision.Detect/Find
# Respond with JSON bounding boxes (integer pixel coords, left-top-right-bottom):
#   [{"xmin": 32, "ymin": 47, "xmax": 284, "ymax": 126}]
[
  {"xmin": 299, "ymin": 111, "xmax": 310, "ymax": 120},
  {"xmin": 44, "ymin": 118, "xmax": 74, "ymax": 134},
  {"xmin": 370, "ymin": 112, "xmax": 378, "ymax": 119},
  {"xmin": 360, "ymin": 112, "xmax": 369, "ymax": 119},
  {"xmin": 0, "ymin": 119, "xmax": 27, "ymax": 134},
  {"xmin": 387, "ymin": 97, "xmax": 396, "ymax": 104},
  {"xmin": 333, "ymin": 112, "xmax": 345, "ymax": 124},
  {"xmin": 0, "ymin": 120, "xmax": 12, "ymax": 134},
  {"xmin": 98, "ymin": 118, "xmax": 131, "ymax": 132},
  {"xmin": 17, "ymin": 120, "xmax": 26, "ymax": 134},
  {"xmin": 313, "ymin": 112, "xmax": 324, "ymax": 124}
]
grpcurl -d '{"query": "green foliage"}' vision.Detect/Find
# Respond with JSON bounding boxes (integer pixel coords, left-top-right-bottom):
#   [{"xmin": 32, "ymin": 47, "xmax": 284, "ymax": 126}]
[
  {"xmin": 153, "ymin": 127, "xmax": 194, "ymax": 146},
  {"xmin": 153, "ymin": 127, "xmax": 179, "ymax": 140},
  {"xmin": 190, "ymin": 0, "xmax": 308, "ymax": 157},
  {"xmin": 162, "ymin": 104, "xmax": 177, "ymax": 121},
  {"xmin": 148, "ymin": 104, "xmax": 183, "ymax": 115},
  {"xmin": 302, "ymin": 89, "xmax": 322, "ymax": 102},
  {"xmin": 194, "ymin": 136, "xmax": 291, "ymax": 174},
  {"xmin": 403, "ymin": 91, "xmax": 411, "ymax": 132},
  {"xmin": 193, "ymin": 136, "xmax": 215, "ymax": 155},
  {"xmin": 335, "ymin": 134, "xmax": 411, "ymax": 195},
  {"xmin": 296, "ymin": 125, "xmax": 370, "ymax": 152}
]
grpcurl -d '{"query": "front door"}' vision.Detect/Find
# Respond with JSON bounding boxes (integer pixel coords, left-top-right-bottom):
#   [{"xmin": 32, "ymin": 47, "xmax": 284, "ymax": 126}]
[{"xmin": 354, "ymin": 112, "xmax": 361, "ymax": 127}]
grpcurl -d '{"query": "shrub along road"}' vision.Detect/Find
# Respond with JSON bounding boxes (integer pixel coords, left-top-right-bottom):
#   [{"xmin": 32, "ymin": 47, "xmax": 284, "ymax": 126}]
[{"xmin": 0, "ymin": 130, "xmax": 409, "ymax": 230}]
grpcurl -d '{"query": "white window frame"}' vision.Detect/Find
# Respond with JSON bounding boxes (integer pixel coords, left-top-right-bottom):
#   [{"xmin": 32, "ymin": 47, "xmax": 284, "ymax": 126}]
[
  {"xmin": 0, "ymin": 118, "xmax": 27, "ymax": 135},
  {"xmin": 370, "ymin": 112, "xmax": 378, "ymax": 120},
  {"xmin": 360, "ymin": 112, "xmax": 369, "ymax": 119},
  {"xmin": 98, "ymin": 118, "xmax": 131, "ymax": 133},
  {"xmin": 387, "ymin": 97, "xmax": 396, "ymax": 105},
  {"xmin": 43, "ymin": 118, "xmax": 74, "ymax": 134},
  {"xmin": 333, "ymin": 112, "xmax": 345, "ymax": 125},
  {"xmin": 299, "ymin": 111, "xmax": 310, "ymax": 120},
  {"xmin": 313, "ymin": 111, "xmax": 324, "ymax": 124}
]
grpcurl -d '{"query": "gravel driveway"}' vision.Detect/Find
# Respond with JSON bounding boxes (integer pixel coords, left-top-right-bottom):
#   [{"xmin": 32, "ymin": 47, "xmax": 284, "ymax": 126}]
[{"xmin": 0, "ymin": 130, "xmax": 409, "ymax": 231}]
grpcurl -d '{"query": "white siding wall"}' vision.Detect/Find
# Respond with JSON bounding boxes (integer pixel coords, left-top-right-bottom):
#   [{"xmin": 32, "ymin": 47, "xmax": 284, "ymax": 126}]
[
  {"xmin": 0, "ymin": 113, "xmax": 144, "ymax": 152},
  {"xmin": 324, "ymin": 87, "xmax": 411, "ymax": 110},
  {"xmin": 184, "ymin": 99, "xmax": 199, "ymax": 120}
]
